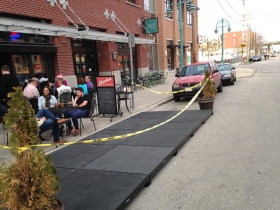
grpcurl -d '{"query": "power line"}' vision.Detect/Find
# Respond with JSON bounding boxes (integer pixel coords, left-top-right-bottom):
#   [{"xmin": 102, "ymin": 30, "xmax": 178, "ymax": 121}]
[
  {"xmin": 206, "ymin": 0, "xmax": 216, "ymax": 12},
  {"xmin": 216, "ymin": 0, "xmax": 241, "ymax": 25},
  {"xmin": 225, "ymin": 0, "xmax": 242, "ymax": 16}
]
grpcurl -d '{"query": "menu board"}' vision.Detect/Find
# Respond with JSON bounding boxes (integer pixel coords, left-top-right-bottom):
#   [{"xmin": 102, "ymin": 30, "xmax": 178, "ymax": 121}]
[
  {"xmin": 97, "ymin": 88, "xmax": 117, "ymax": 114},
  {"xmin": 96, "ymin": 76, "xmax": 117, "ymax": 115}
]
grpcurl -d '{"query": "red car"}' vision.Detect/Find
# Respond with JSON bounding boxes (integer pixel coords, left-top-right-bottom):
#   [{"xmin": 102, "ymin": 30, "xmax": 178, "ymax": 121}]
[{"xmin": 172, "ymin": 61, "xmax": 223, "ymax": 102}]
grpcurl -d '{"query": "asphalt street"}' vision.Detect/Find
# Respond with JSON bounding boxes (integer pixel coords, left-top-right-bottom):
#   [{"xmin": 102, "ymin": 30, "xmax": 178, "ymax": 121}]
[{"xmin": 125, "ymin": 57, "xmax": 280, "ymax": 210}]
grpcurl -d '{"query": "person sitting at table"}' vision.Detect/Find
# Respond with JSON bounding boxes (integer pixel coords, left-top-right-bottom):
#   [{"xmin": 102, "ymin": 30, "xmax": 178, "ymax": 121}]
[
  {"xmin": 36, "ymin": 108, "xmax": 69, "ymax": 143},
  {"xmin": 77, "ymin": 77, "xmax": 88, "ymax": 95},
  {"xmin": 55, "ymin": 75, "xmax": 68, "ymax": 88},
  {"xmin": 65, "ymin": 87, "xmax": 91, "ymax": 136},
  {"xmin": 38, "ymin": 86, "xmax": 57, "ymax": 110},
  {"xmin": 56, "ymin": 80, "xmax": 72, "ymax": 104},
  {"xmin": 23, "ymin": 77, "xmax": 40, "ymax": 99}
]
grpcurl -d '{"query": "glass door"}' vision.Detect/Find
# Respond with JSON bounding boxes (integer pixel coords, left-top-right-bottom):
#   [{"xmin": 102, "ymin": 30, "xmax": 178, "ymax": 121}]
[
  {"xmin": 75, "ymin": 53, "xmax": 86, "ymax": 77},
  {"xmin": 74, "ymin": 53, "xmax": 99, "ymax": 88}
]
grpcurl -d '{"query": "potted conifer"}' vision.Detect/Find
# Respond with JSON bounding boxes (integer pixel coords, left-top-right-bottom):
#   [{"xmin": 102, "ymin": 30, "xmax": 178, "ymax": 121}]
[
  {"xmin": 197, "ymin": 69, "xmax": 216, "ymax": 110},
  {"xmin": 0, "ymin": 87, "xmax": 63, "ymax": 210}
]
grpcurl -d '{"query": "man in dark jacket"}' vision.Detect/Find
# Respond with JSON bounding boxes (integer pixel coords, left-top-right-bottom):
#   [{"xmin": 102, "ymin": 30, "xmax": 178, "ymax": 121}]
[
  {"xmin": 0, "ymin": 65, "xmax": 19, "ymax": 107},
  {"xmin": 0, "ymin": 101, "xmax": 8, "ymax": 123}
]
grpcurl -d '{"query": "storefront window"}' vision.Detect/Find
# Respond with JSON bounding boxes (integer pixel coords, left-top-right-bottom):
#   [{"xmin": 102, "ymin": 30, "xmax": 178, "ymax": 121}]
[
  {"xmin": 75, "ymin": 54, "xmax": 86, "ymax": 75},
  {"xmin": 32, "ymin": 55, "xmax": 47, "ymax": 78},
  {"xmin": 118, "ymin": 55, "xmax": 134, "ymax": 78},
  {"xmin": 0, "ymin": 32, "xmax": 5, "ymax": 41},
  {"xmin": 12, "ymin": 55, "xmax": 30, "ymax": 75},
  {"xmin": 10, "ymin": 32, "xmax": 24, "ymax": 42},
  {"xmin": 29, "ymin": 35, "xmax": 49, "ymax": 43},
  {"xmin": 167, "ymin": 40, "xmax": 174, "ymax": 70}
]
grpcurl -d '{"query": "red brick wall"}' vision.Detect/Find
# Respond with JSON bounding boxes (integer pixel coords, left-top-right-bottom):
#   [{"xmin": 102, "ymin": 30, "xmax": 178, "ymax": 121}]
[
  {"xmin": 96, "ymin": 41, "xmax": 119, "ymax": 72},
  {"xmin": 0, "ymin": 0, "xmax": 148, "ymax": 75},
  {"xmin": 51, "ymin": 36, "xmax": 74, "ymax": 76},
  {"xmin": 224, "ymin": 31, "xmax": 242, "ymax": 49}
]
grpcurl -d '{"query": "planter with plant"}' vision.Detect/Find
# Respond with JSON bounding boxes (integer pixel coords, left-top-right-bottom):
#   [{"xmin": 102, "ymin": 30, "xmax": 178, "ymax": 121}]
[
  {"xmin": 0, "ymin": 87, "xmax": 63, "ymax": 210},
  {"xmin": 197, "ymin": 69, "xmax": 216, "ymax": 110}
]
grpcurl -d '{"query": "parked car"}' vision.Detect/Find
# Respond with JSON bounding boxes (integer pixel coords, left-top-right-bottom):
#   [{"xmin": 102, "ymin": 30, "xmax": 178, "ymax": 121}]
[
  {"xmin": 271, "ymin": 53, "xmax": 276, "ymax": 57},
  {"xmin": 172, "ymin": 61, "xmax": 223, "ymax": 102},
  {"xmin": 252, "ymin": 55, "xmax": 262, "ymax": 62},
  {"xmin": 217, "ymin": 63, "xmax": 236, "ymax": 85}
]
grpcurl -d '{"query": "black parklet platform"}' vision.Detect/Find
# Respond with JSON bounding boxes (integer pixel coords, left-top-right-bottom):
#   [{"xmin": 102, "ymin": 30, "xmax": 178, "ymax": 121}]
[{"xmin": 51, "ymin": 110, "xmax": 212, "ymax": 210}]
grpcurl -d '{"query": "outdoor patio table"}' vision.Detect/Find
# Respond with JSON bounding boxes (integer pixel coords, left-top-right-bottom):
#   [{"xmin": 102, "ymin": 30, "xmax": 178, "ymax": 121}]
[
  {"xmin": 115, "ymin": 91, "xmax": 134, "ymax": 112},
  {"xmin": 48, "ymin": 106, "xmax": 78, "ymax": 115}
]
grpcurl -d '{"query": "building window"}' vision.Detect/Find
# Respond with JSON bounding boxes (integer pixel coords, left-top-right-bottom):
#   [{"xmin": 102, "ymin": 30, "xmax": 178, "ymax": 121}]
[
  {"xmin": 29, "ymin": 35, "xmax": 49, "ymax": 43},
  {"xmin": 144, "ymin": 0, "xmax": 156, "ymax": 13},
  {"xmin": 31, "ymin": 55, "xmax": 47, "ymax": 77},
  {"xmin": 10, "ymin": 32, "xmax": 25, "ymax": 42},
  {"xmin": 75, "ymin": 54, "xmax": 86, "ymax": 75},
  {"xmin": 165, "ymin": 0, "xmax": 173, "ymax": 19},
  {"xmin": 12, "ymin": 55, "xmax": 30, "ymax": 75},
  {"xmin": 187, "ymin": 11, "xmax": 192, "ymax": 26}
]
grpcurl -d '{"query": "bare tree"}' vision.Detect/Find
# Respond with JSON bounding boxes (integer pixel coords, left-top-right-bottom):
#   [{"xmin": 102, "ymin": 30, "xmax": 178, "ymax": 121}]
[
  {"xmin": 200, "ymin": 38, "xmax": 220, "ymax": 60},
  {"xmin": 252, "ymin": 33, "xmax": 265, "ymax": 55}
]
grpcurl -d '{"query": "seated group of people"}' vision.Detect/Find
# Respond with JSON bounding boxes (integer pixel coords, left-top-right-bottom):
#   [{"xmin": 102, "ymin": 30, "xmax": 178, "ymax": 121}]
[
  {"xmin": 0, "ymin": 64, "xmax": 94, "ymax": 144},
  {"xmin": 23, "ymin": 75, "xmax": 94, "ymax": 143},
  {"xmin": 35, "ymin": 87, "xmax": 91, "ymax": 143}
]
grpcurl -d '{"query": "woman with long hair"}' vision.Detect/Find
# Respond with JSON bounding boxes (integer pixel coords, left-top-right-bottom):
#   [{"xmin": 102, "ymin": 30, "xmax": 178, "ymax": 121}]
[
  {"xmin": 38, "ymin": 86, "xmax": 57, "ymax": 110},
  {"xmin": 77, "ymin": 77, "xmax": 88, "ymax": 94}
]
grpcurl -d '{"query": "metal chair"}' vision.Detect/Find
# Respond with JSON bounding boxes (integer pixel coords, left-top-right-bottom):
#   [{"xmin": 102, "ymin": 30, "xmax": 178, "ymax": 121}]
[
  {"xmin": 59, "ymin": 92, "xmax": 73, "ymax": 105},
  {"xmin": 1, "ymin": 122, "xmax": 8, "ymax": 146},
  {"xmin": 78, "ymin": 98, "xmax": 97, "ymax": 136}
]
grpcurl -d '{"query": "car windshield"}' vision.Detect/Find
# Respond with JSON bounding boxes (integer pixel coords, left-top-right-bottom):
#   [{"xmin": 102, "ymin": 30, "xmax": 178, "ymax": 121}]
[
  {"xmin": 180, "ymin": 64, "xmax": 210, "ymax": 76},
  {"xmin": 217, "ymin": 64, "xmax": 230, "ymax": 71},
  {"xmin": 253, "ymin": 56, "xmax": 259, "ymax": 58}
]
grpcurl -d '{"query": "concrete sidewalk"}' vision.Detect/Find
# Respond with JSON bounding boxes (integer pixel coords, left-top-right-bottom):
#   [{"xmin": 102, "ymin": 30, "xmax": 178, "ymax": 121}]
[{"xmin": 0, "ymin": 65, "xmax": 255, "ymax": 162}]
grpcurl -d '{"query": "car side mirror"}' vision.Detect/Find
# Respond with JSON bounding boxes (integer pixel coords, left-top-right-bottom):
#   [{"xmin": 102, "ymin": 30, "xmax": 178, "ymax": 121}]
[
  {"xmin": 232, "ymin": 67, "xmax": 236, "ymax": 69},
  {"xmin": 175, "ymin": 74, "xmax": 179, "ymax": 77}
]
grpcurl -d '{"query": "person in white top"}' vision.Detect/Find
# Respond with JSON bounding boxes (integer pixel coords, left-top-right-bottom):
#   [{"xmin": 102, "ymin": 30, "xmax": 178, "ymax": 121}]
[
  {"xmin": 23, "ymin": 77, "xmax": 40, "ymax": 99},
  {"xmin": 56, "ymin": 80, "xmax": 72, "ymax": 104}
]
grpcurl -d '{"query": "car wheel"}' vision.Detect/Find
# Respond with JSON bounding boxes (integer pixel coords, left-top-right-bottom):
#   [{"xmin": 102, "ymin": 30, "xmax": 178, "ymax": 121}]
[
  {"xmin": 230, "ymin": 78, "xmax": 234, "ymax": 85},
  {"xmin": 217, "ymin": 81, "xmax": 223, "ymax": 92},
  {"xmin": 234, "ymin": 76, "xmax": 236, "ymax": 81},
  {"xmin": 174, "ymin": 95, "xmax": 180, "ymax": 102}
]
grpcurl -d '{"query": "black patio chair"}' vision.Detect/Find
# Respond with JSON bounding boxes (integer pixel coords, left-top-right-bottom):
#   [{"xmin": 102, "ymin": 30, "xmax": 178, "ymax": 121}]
[
  {"xmin": 59, "ymin": 92, "xmax": 72, "ymax": 105},
  {"xmin": 77, "ymin": 98, "xmax": 97, "ymax": 136}
]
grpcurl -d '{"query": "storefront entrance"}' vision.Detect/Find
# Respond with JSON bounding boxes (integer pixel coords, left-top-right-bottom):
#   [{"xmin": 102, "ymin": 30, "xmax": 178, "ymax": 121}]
[{"xmin": 72, "ymin": 39, "xmax": 99, "ymax": 88}]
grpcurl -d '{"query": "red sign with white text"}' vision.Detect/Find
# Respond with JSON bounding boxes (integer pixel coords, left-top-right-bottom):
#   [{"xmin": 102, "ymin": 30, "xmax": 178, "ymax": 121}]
[{"xmin": 96, "ymin": 76, "xmax": 115, "ymax": 87}]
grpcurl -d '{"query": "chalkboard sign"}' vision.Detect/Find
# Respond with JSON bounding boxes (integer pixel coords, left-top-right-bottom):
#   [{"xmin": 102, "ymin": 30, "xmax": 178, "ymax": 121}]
[
  {"xmin": 96, "ymin": 76, "xmax": 117, "ymax": 115},
  {"xmin": 97, "ymin": 87, "xmax": 117, "ymax": 114}
]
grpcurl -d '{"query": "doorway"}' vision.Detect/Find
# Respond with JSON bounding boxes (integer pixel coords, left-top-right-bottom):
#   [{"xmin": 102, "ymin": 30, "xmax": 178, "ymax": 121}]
[{"xmin": 74, "ymin": 53, "xmax": 99, "ymax": 88}]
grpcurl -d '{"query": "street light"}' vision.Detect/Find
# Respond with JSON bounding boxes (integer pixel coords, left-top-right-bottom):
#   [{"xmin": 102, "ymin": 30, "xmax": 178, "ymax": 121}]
[
  {"xmin": 214, "ymin": 18, "xmax": 231, "ymax": 64},
  {"xmin": 166, "ymin": 0, "xmax": 199, "ymax": 70}
]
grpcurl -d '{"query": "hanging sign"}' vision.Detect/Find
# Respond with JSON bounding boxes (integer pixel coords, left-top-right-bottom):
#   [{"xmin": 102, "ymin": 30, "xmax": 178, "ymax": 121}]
[{"xmin": 144, "ymin": 18, "xmax": 159, "ymax": 34}]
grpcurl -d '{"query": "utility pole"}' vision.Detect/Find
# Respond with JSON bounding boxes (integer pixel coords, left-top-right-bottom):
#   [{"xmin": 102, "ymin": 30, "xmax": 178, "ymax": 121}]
[{"xmin": 191, "ymin": 0, "xmax": 198, "ymax": 63}]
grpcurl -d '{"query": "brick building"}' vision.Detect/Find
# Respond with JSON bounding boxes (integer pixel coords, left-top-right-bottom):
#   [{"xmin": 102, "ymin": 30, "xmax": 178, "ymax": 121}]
[
  {"xmin": 0, "ymin": 0, "xmax": 154, "ymax": 86},
  {"xmin": 154, "ymin": 0, "xmax": 198, "ymax": 71}
]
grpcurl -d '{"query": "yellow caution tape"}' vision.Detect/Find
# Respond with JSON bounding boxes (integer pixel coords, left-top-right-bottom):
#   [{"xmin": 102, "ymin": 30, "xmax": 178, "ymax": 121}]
[
  {"xmin": 0, "ymin": 79, "xmax": 208, "ymax": 151},
  {"xmin": 131, "ymin": 82, "xmax": 201, "ymax": 94}
]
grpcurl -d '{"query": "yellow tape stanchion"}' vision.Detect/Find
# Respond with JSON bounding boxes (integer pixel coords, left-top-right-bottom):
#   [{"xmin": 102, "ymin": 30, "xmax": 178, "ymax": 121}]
[
  {"xmin": 0, "ymin": 79, "xmax": 208, "ymax": 151},
  {"xmin": 131, "ymin": 82, "xmax": 201, "ymax": 94}
]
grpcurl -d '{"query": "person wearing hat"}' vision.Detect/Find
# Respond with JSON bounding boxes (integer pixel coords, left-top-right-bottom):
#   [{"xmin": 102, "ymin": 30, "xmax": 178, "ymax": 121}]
[
  {"xmin": 0, "ymin": 65, "xmax": 19, "ymax": 108},
  {"xmin": 55, "ymin": 75, "xmax": 68, "ymax": 88},
  {"xmin": 23, "ymin": 77, "xmax": 40, "ymax": 99}
]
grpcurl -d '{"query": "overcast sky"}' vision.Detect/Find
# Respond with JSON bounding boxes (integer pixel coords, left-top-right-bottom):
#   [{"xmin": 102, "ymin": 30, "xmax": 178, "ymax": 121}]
[{"xmin": 198, "ymin": 0, "xmax": 280, "ymax": 42}]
